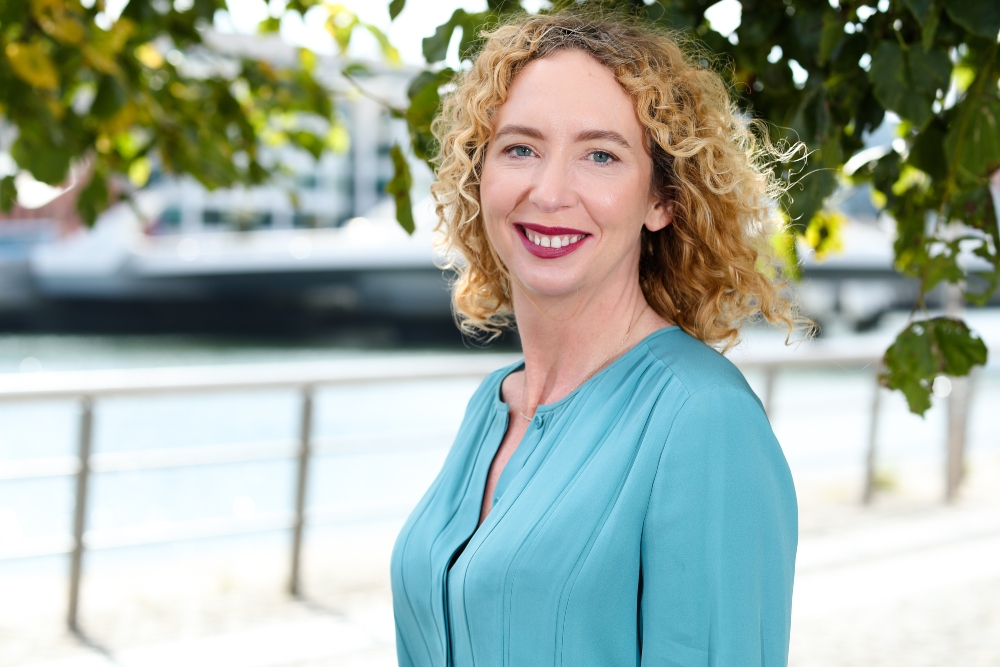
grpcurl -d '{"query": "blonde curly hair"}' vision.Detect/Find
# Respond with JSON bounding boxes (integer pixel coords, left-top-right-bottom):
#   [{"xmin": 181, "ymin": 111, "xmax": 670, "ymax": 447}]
[{"xmin": 431, "ymin": 11, "xmax": 806, "ymax": 349}]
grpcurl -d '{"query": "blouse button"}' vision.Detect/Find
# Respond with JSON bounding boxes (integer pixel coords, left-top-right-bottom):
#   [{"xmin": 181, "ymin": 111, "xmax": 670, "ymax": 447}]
[
  {"xmin": 493, "ymin": 496, "xmax": 500, "ymax": 507},
  {"xmin": 533, "ymin": 414, "xmax": 545, "ymax": 428}
]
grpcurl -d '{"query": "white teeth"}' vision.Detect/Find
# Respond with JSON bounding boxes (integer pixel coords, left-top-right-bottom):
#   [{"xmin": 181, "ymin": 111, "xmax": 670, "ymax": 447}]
[{"xmin": 525, "ymin": 229, "xmax": 585, "ymax": 248}]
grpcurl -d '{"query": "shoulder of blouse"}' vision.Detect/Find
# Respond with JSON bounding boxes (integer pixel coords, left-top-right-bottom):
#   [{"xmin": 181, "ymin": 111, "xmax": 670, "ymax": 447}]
[{"xmin": 643, "ymin": 328, "xmax": 759, "ymax": 404}]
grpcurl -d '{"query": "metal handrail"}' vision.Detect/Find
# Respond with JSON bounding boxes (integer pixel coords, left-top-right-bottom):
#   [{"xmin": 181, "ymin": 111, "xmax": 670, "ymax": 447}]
[
  {"xmin": 0, "ymin": 354, "xmax": 516, "ymax": 401},
  {"xmin": 0, "ymin": 343, "xmax": 977, "ymax": 633},
  {"xmin": 0, "ymin": 354, "xmax": 515, "ymax": 632},
  {"xmin": 0, "ymin": 428, "xmax": 458, "ymax": 480}
]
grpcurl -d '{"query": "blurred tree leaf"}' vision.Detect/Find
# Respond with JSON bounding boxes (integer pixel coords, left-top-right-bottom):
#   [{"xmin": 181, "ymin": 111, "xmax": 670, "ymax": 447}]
[
  {"xmin": 389, "ymin": 0, "xmax": 406, "ymax": 21},
  {"xmin": 77, "ymin": 166, "xmax": 109, "ymax": 227},
  {"xmin": 803, "ymin": 209, "xmax": 846, "ymax": 260},
  {"xmin": 869, "ymin": 41, "xmax": 932, "ymax": 128},
  {"xmin": 386, "ymin": 143, "xmax": 414, "ymax": 235},
  {"xmin": 5, "ymin": 40, "xmax": 60, "ymax": 90},
  {"xmin": 0, "ymin": 176, "xmax": 17, "ymax": 213},
  {"xmin": 405, "ymin": 67, "xmax": 454, "ymax": 164},
  {"xmin": 881, "ymin": 317, "xmax": 988, "ymax": 414},
  {"xmin": 943, "ymin": 3, "xmax": 1000, "ymax": 39},
  {"xmin": 423, "ymin": 9, "xmax": 465, "ymax": 63},
  {"xmin": 944, "ymin": 97, "xmax": 1000, "ymax": 189},
  {"xmin": 0, "ymin": 0, "xmax": 400, "ymax": 229}
]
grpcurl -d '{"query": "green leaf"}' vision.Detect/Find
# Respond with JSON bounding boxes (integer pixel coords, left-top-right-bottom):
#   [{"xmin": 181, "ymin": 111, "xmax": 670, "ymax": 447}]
[
  {"xmin": 803, "ymin": 209, "xmax": 846, "ymax": 260},
  {"xmin": 385, "ymin": 143, "xmax": 414, "ymax": 235},
  {"xmin": 406, "ymin": 68, "xmax": 453, "ymax": 162},
  {"xmin": 908, "ymin": 118, "xmax": 948, "ymax": 181},
  {"xmin": 784, "ymin": 163, "xmax": 837, "ymax": 231},
  {"xmin": 259, "ymin": 16, "xmax": 282, "ymax": 33},
  {"xmin": 77, "ymin": 169, "xmax": 109, "ymax": 227},
  {"xmin": 921, "ymin": 7, "xmax": 940, "ymax": 51},
  {"xmin": 4, "ymin": 40, "xmax": 60, "ymax": 90},
  {"xmin": 950, "ymin": 184, "xmax": 1000, "ymax": 306},
  {"xmin": 299, "ymin": 47, "xmax": 317, "ymax": 71},
  {"xmin": 389, "ymin": 0, "xmax": 405, "ymax": 20},
  {"xmin": 951, "ymin": 183, "xmax": 1000, "ymax": 239},
  {"xmin": 903, "ymin": 0, "xmax": 932, "ymax": 22},
  {"xmin": 869, "ymin": 41, "xmax": 932, "ymax": 128},
  {"xmin": 423, "ymin": 10, "xmax": 464, "ymax": 63},
  {"xmin": 325, "ymin": 9, "xmax": 358, "ymax": 53},
  {"xmin": 944, "ymin": 98, "xmax": 1000, "ymax": 188},
  {"xmin": 923, "ymin": 247, "xmax": 964, "ymax": 292},
  {"xmin": 342, "ymin": 62, "xmax": 372, "ymax": 77},
  {"xmin": 881, "ymin": 317, "xmax": 988, "ymax": 415},
  {"xmin": 287, "ymin": 130, "xmax": 325, "ymax": 160},
  {"xmin": 944, "ymin": 3, "xmax": 1000, "ymax": 39},
  {"xmin": 91, "ymin": 75, "xmax": 127, "ymax": 119},
  {"xmin": 732, "ymin": 7, "xmax": 780, "ymax": 45},
  {"xmin": 0, "ymin": 175, "xmax": 17, "ymax": 213},
  {"xmin": 11, "ymin": 137, "xmax": 72, "ymax": 185},
  {"xmin": 769, "ymin": 221, "xmax": 802, "ymax": 281},
  {"xmin": 935, "ymin": 318, "xmax": 989, "ymax": 375},
  {"xmin": 829, "ymin": 32, "xmax": 868, "ymax": 74},
  {"xmin": 818, "ymin": 11, "xmax": 845, "ymax": 66},
  {"xmin": 363, "ymin": 23, "xmax": 401, "ymax": 65},
  {"xmin": 871, "ymin": 151, "xmax": 902, "ymax": 207},
  {"xmin": 908, "ymin": 44, "xmax": 951, "ymax": 98}
]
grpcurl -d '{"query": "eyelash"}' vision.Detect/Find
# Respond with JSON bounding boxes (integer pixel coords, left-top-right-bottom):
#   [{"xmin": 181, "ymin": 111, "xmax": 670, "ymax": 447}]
[{"xmin": 502, "ymin": 144, "xmax": 619, "ymax": 165}]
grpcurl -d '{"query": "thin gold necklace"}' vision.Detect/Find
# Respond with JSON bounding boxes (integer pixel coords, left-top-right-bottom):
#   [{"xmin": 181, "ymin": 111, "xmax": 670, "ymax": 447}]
[{"xmin": 518, "ymin": 304, "xmax": 649, "ymax": 422}]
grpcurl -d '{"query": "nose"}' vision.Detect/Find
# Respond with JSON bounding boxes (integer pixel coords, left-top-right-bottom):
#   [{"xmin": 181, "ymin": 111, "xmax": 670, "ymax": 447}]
[{"xmin": 527, "ymin": 155, "xmax": 575, "ymax": 213}]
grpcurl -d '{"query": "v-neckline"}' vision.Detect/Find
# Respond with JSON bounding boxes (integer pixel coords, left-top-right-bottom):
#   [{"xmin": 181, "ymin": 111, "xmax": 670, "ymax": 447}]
[
  {"xmin": 461, "ymin": 325, "xmax": 679, "ymax": 548},
  {"xmin": 491, "ymin": 325, "xmax": 678, "ymax": 415}
]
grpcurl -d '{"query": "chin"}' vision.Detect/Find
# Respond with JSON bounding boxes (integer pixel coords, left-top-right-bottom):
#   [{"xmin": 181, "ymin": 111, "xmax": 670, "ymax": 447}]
[{"xmin": 512, "ymin": 268, "xmax": 589, "ymax": 299}]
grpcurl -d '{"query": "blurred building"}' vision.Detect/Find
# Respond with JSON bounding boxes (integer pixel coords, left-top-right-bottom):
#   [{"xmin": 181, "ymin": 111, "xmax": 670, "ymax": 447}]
[{"xmin": 0, "ymin": 31, "xmax": 452, "ymax": 335}]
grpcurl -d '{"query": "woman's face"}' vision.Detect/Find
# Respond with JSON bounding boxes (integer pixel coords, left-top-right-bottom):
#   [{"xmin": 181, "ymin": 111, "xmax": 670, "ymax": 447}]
[{"xmin": 479, "ymin": 49, "xmax": 671, "ymax": 303}]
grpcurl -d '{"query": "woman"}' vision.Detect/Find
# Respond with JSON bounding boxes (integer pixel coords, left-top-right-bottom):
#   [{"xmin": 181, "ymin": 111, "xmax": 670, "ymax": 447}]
[{"xmin": 391, "ymin": 12, "xmax": 804, "ymax": 667}]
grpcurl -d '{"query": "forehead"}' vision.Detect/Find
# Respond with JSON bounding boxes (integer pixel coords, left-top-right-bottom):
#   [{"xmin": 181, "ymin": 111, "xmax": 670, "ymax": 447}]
[{"xmin": 494, "ymin": 49, "xmax": 644, "ymax": 141}]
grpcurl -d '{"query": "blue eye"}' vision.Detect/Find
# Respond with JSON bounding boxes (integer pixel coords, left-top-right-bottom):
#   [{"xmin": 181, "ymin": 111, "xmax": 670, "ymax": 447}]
[
  {"xmin": 511, "ymin": 145, "xmax": 534, "ymax": 157},
  {"xmin": 591, "ymin": 151, "xmax": 614, "ymax": 164}
]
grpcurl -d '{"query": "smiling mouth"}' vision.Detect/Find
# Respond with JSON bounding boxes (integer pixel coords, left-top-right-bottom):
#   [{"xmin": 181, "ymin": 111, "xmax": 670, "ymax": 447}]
[{"xmin": 516, "ymin": 224, "xmax": 588, "ymax": 250}]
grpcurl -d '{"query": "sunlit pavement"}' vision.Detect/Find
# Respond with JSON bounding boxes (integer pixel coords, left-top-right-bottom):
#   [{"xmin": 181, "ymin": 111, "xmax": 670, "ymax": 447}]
[{"xmin": 4, "ymin": 456, "xmax": 1000, "ymax": 667}]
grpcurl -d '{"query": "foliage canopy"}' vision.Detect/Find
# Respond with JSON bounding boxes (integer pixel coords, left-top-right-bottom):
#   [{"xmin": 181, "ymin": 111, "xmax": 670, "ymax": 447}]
[{"xmin": 1, "ymin": 0, "xmax": 998, "ymax": 413}]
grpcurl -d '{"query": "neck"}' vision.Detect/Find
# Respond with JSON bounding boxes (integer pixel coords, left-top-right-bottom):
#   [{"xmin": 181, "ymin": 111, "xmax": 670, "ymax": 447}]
[{"xmin": 513, "ymin": 277, "xmax": 664, "ymax": 414}]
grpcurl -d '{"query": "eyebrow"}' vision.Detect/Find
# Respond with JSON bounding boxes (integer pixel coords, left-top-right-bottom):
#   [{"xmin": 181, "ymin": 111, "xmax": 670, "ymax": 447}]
[{"xmin": 494, "ymin": 125, "xmax": 633, "ymax": 149}]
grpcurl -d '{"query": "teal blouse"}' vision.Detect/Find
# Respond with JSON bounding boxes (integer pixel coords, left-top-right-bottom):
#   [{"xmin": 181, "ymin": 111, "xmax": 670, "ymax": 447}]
[{"xmin": 390, "ymin": 327, "xmax": 797, "ymax": 667}]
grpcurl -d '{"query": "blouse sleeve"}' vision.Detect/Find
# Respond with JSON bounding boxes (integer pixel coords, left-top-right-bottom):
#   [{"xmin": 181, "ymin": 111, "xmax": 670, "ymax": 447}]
[{"xmin": 639, "ymin": 383, "xmax": 797, "ymax": 667}]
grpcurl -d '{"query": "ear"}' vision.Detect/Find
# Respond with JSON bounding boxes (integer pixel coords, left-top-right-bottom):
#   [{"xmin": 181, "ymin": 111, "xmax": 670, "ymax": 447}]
[{"xmin": 644, "ymin": 199, "xmax": 673, "ymax": 233}]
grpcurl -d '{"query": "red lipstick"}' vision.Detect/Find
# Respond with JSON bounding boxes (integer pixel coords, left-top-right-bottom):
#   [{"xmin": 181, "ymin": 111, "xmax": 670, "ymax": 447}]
[
  {"xmin": 520, "ymin": 223, "xmax": 587, "ymax": 236},
  {"xmin": 514, "ymin": 223, "xmax": 589, "ymax": 259}
]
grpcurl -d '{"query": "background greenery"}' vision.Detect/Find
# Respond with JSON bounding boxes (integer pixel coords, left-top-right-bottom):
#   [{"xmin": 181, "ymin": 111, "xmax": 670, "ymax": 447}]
[{"xmin": 1, "ymin": 0, "xmax": 998, "ymax": 413}]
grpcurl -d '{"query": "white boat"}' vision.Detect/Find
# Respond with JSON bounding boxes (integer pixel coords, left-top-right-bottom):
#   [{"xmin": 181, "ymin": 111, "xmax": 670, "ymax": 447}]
[{"xmin": 27, "ymin": 185, "xmax": 453, "ymax": 320}]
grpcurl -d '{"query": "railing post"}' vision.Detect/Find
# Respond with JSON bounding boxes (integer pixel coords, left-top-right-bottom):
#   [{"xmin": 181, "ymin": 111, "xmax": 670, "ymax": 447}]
[
  {"xmin": 943, "ymin": 281, "xmax": 969, "ymax": 503},
  {"xmin": 68, "ymin": 396, "xmax": 94, "ymax": 633},
  {"xmin": 862, "ymin": 371, "xmax": 882, "ymax": 505},
  {"xmin": 289, "ymin": 386, "xmax": 314, "ymax": 597},
  {"xmin": 945, "ymin": 373, "xmax": 972, "ymax": 502},
  {"xmin": 763, "ymin": 366, "xmax": 777, "ymax": 419}
]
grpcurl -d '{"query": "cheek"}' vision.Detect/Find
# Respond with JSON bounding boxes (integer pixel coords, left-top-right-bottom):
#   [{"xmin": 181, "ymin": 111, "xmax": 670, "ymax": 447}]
[
  {"xmin": 587, "ymin": 180, "xmax": 649, "ymax": 233},
  {"xmin": 478, "ymin": 172, "xmax": 511, "ymax": 254},
  {"xmin": 479, "ymin": 166, "xmax": 514, "ymax": 218}
]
